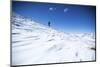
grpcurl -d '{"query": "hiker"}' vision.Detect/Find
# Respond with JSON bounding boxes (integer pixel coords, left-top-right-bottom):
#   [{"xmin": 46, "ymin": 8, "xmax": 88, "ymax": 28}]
[{"xmin": 48, "ymin": 21, "xmax": 51, "ymax": 27}]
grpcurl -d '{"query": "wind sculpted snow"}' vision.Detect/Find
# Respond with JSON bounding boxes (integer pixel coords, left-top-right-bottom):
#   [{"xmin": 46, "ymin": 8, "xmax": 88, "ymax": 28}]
[{"xmin": 12, "ymin": 13, "xmax": 96, "ymax": 65}]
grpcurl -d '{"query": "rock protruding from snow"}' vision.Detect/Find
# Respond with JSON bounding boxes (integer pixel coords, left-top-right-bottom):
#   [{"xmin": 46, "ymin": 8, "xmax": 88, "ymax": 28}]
[{"xmin": 12, "ymin": 13, "xmax": 96, "ymax": 66}]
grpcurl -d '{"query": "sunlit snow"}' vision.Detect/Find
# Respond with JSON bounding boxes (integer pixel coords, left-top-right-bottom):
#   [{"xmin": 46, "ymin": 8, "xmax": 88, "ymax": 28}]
[{"xmin": 12, "ymin": 13, "xmax": 96, "ymax": 65}]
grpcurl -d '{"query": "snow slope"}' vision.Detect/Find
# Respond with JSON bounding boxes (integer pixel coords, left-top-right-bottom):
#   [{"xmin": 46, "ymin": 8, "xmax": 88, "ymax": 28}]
[{"xmin": 12, "ymin": 13, "xmax": 96, "ymax": 65}]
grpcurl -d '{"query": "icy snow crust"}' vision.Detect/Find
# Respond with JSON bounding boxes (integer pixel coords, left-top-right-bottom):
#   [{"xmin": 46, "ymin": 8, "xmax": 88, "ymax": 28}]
[{"xmin": 12, "ymin": 13, "xmax": 96, "ymax": 65}]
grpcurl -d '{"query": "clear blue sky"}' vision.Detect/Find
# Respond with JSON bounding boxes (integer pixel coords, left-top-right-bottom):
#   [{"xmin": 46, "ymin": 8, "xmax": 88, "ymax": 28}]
[{"xmin": 12, "ymin": 1, "xmax": 96, "ymax": 33}]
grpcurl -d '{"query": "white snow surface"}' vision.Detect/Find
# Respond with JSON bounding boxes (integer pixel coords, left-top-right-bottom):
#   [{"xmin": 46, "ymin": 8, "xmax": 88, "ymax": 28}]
[{"xmin": 12, "ymin": 13, "xmax": 96, "ymax": 65}]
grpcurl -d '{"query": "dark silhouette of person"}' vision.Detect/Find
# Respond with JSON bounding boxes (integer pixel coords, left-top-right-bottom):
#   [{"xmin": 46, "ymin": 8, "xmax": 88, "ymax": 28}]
[{"xmin": 48, "ymin": 21, "xmax": 51, "ymax": 27}]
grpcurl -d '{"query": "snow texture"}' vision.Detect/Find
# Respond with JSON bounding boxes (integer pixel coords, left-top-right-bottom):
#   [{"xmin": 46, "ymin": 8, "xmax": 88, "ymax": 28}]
[{"xmin": 12, "ymin": 13, "xmax": 96, "ymax": 65}]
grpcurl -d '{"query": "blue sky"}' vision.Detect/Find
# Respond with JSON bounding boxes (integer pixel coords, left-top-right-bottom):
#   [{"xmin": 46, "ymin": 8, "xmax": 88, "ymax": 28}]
[{"xmin": 12, "ymin": 1, "xmax": 96, "ymax": 33}]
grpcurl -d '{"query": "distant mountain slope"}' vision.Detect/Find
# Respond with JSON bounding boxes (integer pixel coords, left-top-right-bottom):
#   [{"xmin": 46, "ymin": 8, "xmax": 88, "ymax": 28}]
[{"xmin": 12, "ymin": 13, "xmax": 95, "ymax": 66}]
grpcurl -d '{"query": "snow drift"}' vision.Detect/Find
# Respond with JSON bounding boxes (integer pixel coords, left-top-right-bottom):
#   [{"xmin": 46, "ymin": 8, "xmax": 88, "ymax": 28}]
[{"xmin": 12, "ymin": 13, "xmax": 96, "ymax": 65}]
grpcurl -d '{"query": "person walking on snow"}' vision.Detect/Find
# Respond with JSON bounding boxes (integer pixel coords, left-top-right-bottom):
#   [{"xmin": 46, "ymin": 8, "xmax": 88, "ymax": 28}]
[{"xmin": 48, "ymin": 21, "xmax": 51, "ymax": 27}]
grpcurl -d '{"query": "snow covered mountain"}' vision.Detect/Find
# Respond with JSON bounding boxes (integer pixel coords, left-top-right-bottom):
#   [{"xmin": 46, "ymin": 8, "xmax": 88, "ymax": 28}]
[{"xmin": 12, "ymin": 13, "xmax": 96, "ymax": 66}]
